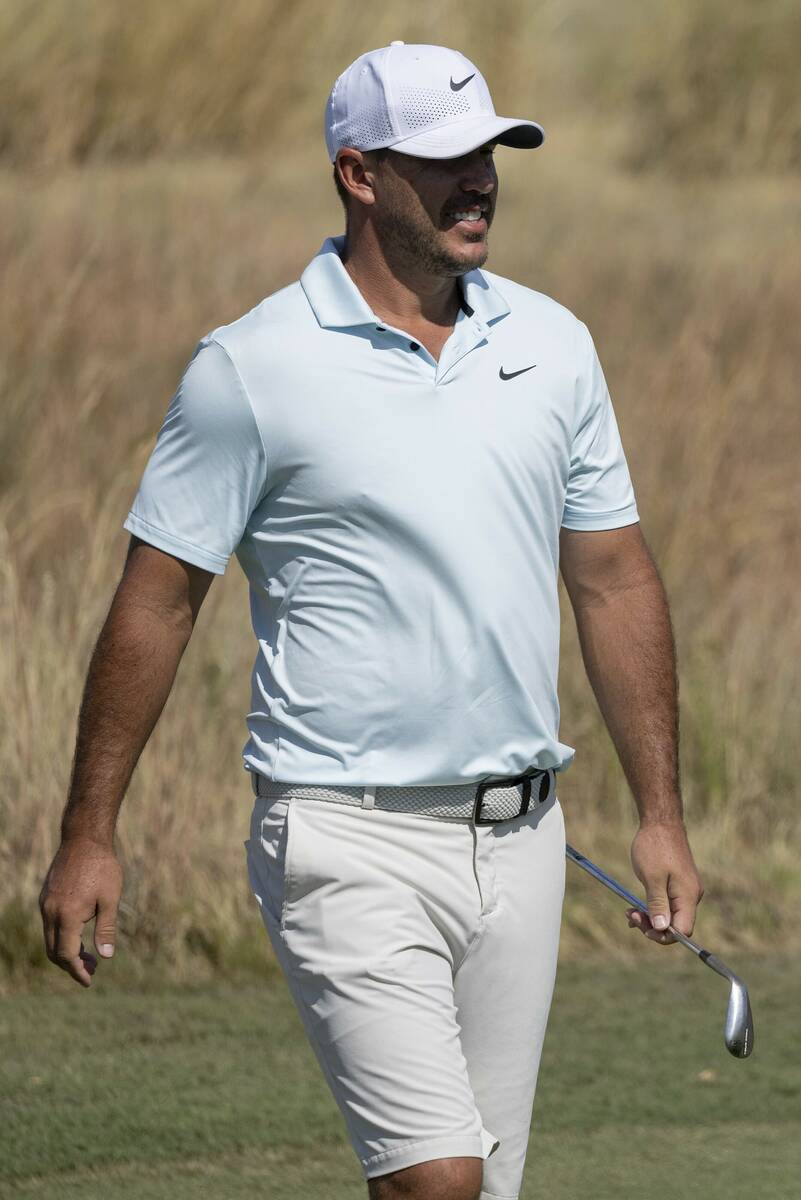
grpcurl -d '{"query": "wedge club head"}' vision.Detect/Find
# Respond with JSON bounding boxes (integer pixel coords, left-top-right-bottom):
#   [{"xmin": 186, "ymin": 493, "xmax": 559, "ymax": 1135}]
[
  {"xmin": 565, "ymin": 843, "xmax": 754, "ymax": 1058},
  {"xmin": 694, "ymin": 949, "xmax": 754, "ymax": 1058}
]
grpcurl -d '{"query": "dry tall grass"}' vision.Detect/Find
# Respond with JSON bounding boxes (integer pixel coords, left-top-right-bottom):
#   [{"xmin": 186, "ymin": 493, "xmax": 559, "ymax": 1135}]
[
  {"xmin": 2, "ymin": 0, "xmax": 800, "ymax": 173},
  {"xmin": 1, "ymin": 1, "xmax": 799, "ymax": 985}
]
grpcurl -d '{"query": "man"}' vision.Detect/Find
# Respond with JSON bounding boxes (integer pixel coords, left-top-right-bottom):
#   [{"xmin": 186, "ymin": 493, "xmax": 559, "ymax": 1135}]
[{"xmin": 39, "ymin": 42, "xmax": 703, "ymax": 1200}]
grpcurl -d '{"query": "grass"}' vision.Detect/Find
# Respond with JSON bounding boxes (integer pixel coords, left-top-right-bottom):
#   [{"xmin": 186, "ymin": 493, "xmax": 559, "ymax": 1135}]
[
  {"xmin": 1, "ymin": 955, "xmax": 798, "ymax": 1198},
  {"xmin": 2, "ymin": 1, "xmax": 799, "ymax": 174}
]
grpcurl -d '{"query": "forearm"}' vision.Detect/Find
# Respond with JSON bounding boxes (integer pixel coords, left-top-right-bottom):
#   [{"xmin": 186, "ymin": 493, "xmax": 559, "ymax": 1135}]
[
  {"xmin": 571, "ymin": 570, "xmax": 682, "ymax": 825},
  {"xmin": 62, "ymin": 595, "xmax": 190, "ymax": 846}
]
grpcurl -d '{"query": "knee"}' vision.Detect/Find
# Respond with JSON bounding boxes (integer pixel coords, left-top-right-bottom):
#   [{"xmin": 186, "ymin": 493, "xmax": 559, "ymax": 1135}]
[{"xmin": 367, "ymin": 1155, "xmax": 483, "ymax": 1200}]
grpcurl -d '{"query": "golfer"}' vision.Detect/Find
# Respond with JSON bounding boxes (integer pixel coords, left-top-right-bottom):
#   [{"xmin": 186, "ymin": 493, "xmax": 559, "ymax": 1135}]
[{"xmin": 40, "ymin": 43, "xmax": 704, "ymax": 1200}]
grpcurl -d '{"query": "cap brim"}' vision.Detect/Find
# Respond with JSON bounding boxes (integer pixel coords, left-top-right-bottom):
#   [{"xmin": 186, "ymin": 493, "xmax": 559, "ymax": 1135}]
[{"xmin": 387, "ymin": 114, "xmax": 544, "ymax": 159}]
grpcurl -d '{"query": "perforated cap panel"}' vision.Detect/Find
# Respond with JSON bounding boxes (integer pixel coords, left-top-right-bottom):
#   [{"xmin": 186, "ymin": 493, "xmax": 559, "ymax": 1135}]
[
  {"xmin": 343, "ymin": 106, "xmax": 396, "ymax": 149},
  {"xmin": 398, "ymin": 86, "xmax": 471, "ymax": 128}
]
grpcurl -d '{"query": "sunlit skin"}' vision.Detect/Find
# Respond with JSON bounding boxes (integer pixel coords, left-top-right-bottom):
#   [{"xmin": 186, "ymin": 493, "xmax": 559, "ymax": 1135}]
[{"xmin": 335, "ymin": 143, "xmax": 499, "ymax": 358}]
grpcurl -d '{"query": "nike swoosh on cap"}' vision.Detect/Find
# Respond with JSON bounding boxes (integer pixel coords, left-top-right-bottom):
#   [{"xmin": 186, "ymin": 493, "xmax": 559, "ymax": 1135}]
[
  {"xmin": 499, "ymin": 364, "xmax": 536, "ymax": 380},
  {"xmin": 450, "ymin": 73, "xmax": 475, "ymax": 91}
]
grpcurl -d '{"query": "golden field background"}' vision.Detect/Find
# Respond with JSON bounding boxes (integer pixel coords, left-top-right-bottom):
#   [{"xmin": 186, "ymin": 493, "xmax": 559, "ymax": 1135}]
[{"xmin": 1, "ymin": 0, "xmax": 799, "ymax": 985}]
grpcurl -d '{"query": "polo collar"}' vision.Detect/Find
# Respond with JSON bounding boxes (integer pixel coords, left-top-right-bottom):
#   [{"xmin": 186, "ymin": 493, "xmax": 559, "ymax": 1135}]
[
  {"xmin": 459, "ymin": 266, "xmax": 510, "ymax": 328},
  {"xmin": 300, "ymin": 235, "xmax": 511, "ymax": 331}
]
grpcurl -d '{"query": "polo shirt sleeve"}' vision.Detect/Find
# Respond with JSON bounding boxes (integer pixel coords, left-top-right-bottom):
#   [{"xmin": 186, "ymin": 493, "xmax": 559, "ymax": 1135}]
[
  {"xmin": 123, "ymin": 336, "xmax": 269, "ymax": 574},
  {"xmin": 560, "ymin": 320, "xmax": 640, "ymax": 531}
]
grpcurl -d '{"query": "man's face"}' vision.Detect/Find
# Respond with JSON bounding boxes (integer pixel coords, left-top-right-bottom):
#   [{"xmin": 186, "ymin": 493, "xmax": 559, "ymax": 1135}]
[{"xmin": 367, "ymin": 143, "xmax": 498, "ymax": 277}]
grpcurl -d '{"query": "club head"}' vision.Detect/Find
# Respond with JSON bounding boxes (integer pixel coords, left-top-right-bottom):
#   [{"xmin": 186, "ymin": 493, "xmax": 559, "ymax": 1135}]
[
  {"xmin": 725, "ymin": 977, "xmax": 754, "ymax": 1058},
  {"xmin": 564, "ymin": 845, "xmax": 756, "ymax": 1061}
]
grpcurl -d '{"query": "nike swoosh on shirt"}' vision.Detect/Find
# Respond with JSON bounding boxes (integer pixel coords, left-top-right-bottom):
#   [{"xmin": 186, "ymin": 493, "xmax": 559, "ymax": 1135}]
[
  {"xmin": 450, "ymin": 73, "xmax": 475, "ymax": 91},
  {"xmin": 499, "ymin": 364, "xmax": 537, "ymax": 380}
]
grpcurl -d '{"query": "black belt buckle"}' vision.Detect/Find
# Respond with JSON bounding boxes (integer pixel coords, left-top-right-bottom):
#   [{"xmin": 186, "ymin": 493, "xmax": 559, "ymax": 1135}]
[{"xmin": 473, "ymin": 767, "xmax": 551, "ymax": 825}]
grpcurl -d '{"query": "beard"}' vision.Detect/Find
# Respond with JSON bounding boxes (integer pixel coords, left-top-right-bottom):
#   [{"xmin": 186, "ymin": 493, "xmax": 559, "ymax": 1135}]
[{"xmin": 372, "ymin": 189, "xmax": 491, "ymax": 277}]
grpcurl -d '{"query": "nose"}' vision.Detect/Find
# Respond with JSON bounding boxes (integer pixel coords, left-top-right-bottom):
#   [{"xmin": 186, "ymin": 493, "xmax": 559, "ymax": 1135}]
[{"xmin": 458, "ymin": 150, "xmax": 497, "ymax": 196}]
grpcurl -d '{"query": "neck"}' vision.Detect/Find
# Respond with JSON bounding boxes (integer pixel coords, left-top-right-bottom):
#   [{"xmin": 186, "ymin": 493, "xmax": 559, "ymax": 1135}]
[{"xmin": 340, "ymin": 225, "xmax": 463, "ymax": 330}]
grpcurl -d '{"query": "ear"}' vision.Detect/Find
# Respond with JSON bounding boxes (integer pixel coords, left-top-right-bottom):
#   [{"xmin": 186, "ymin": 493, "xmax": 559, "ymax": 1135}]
[{"xmin": 336, "ymin": 148, "xmax": 379, "ymax": 208}]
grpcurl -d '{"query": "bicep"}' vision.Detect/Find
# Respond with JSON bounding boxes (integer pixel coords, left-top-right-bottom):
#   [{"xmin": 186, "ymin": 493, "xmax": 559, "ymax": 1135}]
[{"xmin": 559, "ymin": 522, "xmax": 657, "ymax": 609}]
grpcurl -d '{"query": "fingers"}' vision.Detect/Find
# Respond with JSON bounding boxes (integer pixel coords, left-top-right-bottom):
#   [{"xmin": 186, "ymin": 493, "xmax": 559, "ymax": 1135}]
[
  {"xmin": 52, "ymin": 915, "xmax": 95, "ymax": 987},
  {"xmin": 645, "ymin": 873, "xmax": 671, "ymax": 933},
  {"xmin": 668, "ymin": 875, "xmax": 705, "ymax": 939},
  {"xmin": 666, "ymin": 897, "xmax": 695, "ymax": 940},
  {"xmin": 40, "ymin": 892, "xmax": 57, "ymax": 964},
  {"xmin": 94, "ymin": 894, "xmax": 118, "ymax": 960},
  {"xmin": 642, "ymin": 878, "xmax": 676, "ymax": 940},
  {"xmin": 626, "ymin": 883, "xmax": 704, "ymax": 945},
  {"xmin": 40, "ymin": 891, "xmax": 89, "ymax": 985},
  {"xmin": 629, "ymin": 874, "xmax": 677, "ymax": 944},
  {"xmin": 626, "ymin": 907, "xmax": 675, "ymax": 944},
  {"xmin": 40, "ymin": 881, "xmax": 96, "ymax": 986}
]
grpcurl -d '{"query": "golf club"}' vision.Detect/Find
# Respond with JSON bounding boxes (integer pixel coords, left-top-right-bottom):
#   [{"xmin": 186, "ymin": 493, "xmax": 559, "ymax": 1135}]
[{"xmin": 565, "ymin": 843, "xmax": 754, "ymax": 1058}]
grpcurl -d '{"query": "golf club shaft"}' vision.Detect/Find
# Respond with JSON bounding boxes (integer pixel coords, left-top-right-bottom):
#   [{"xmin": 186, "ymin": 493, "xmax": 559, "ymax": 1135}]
[{"xmin": 564, "ymin": 843, "xmax": 725, "ymax": 972}]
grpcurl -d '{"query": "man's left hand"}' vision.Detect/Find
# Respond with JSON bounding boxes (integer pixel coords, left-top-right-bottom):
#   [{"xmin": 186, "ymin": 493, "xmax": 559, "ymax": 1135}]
[{"xmin": 627, "ymin": 819, "xmax": 704, "ymax": 944}]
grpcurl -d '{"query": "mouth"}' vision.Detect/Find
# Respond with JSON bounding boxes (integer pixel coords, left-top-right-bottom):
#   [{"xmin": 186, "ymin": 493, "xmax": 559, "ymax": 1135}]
[{"xmin": 442, "ymin": 202, "xmax": 490, "ymax": 235}]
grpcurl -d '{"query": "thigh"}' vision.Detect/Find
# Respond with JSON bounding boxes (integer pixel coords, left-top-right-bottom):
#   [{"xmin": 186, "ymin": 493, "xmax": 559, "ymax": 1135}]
[
  {"xmin": 453, "ymin": 796, "xmax": 566, "ymax": 1200},
  {"xmin": 245, "ymin": 795, "xmax": 502, "ymax": 1181}
]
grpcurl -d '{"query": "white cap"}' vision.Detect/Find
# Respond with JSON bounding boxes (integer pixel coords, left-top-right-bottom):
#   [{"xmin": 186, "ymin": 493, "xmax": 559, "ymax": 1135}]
[{"xmin": 325, "ymin": 42, "xmax": 544, "ymax": 163}]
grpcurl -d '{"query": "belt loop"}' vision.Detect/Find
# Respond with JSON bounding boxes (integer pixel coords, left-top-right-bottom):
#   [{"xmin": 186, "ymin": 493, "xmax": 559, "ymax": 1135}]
[
  {"xmin": 520, "ymin": 777, "xmax": 532, "ymax": 815},
  {"xmin": 362, "ymin": 786, "xmax": 376, "ymax": 810}
]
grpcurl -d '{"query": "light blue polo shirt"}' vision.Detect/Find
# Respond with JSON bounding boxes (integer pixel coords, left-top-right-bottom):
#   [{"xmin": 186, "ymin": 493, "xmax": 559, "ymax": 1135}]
[{"xmin": 124, "ymin": 235, "xmax": 639, "ymax": 786}]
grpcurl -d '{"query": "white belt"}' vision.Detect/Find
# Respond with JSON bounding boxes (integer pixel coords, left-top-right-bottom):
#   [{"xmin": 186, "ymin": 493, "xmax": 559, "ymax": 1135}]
[{"xmin": 250, "ymin": 767, "xmax": 557, "ymax": 824}]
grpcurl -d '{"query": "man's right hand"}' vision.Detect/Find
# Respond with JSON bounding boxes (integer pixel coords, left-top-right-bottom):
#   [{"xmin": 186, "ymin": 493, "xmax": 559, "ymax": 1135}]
[
  {"xmin": 37, "ymin": 540, "xmax": 212, "ymax": 987},
  {"xmin": 39, "ymin": 838, "xmax": 123, "ymax": 987}
]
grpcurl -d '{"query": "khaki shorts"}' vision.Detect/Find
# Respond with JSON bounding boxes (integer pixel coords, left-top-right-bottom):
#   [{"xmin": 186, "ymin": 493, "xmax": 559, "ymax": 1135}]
[{"xmin": 245, "ymin": 784, "xmax": 565, "ymax": 1200}]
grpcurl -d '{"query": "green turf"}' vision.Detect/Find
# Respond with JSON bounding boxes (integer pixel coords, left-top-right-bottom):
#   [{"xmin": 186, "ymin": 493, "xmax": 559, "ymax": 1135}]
[{"xmin": 1, "ymin": 955, "xmax": 798, "ymax": 1199}]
